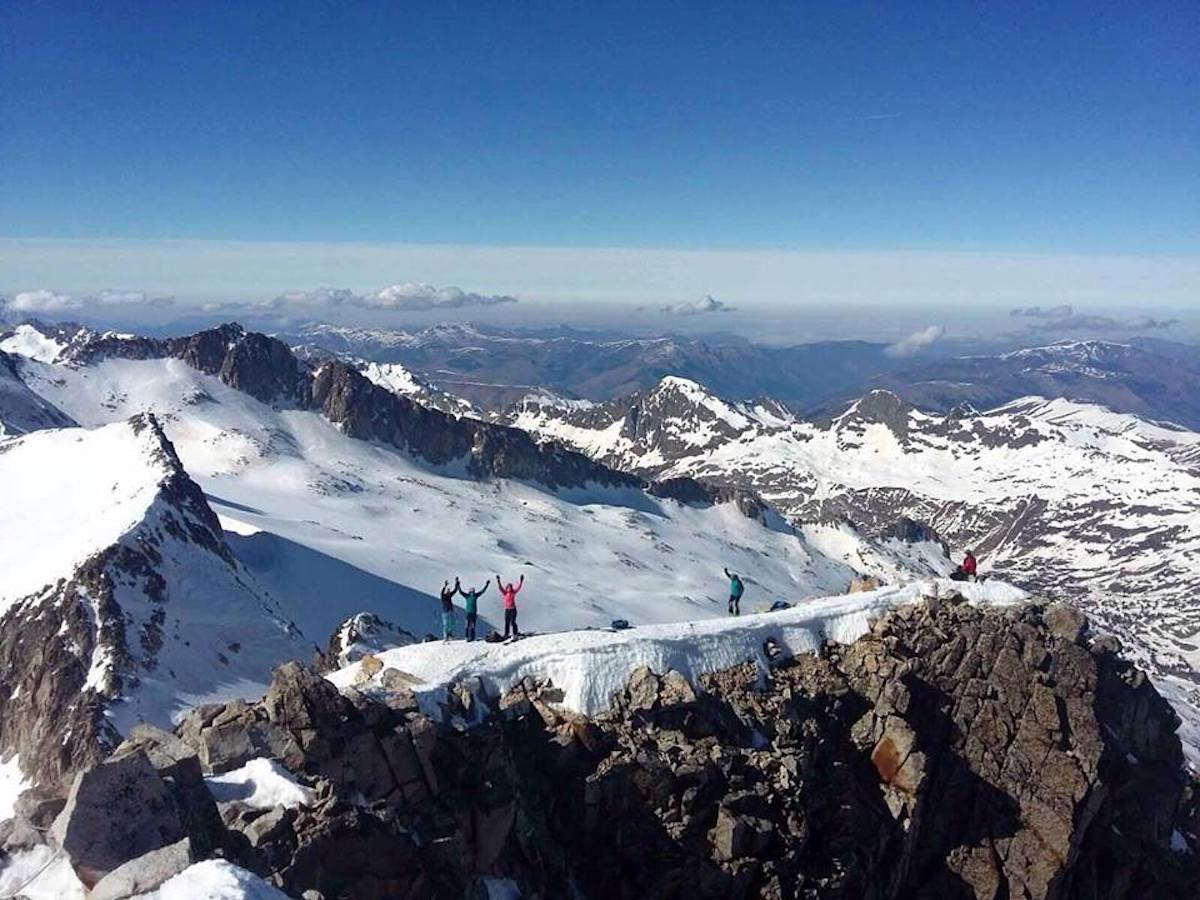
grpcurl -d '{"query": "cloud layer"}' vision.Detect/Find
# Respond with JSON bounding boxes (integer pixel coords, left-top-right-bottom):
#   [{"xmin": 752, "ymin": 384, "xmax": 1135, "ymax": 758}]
[
  {"xmin": 1009, "ymin": 304, "xmax": 1178, "ymax": 332},
  {"xmin": 885, "ymin": 325, "xmax": 945, "ymax": 358},
  {"xmin": 2, "ymin": 282, "xmax": 514, "ymax": 320},
  {"xmin": 268, "ymin": 282, "xmax": 517, "ymax": 312},
  {"xmin": 4, "ymin": 288, "xmax": 163, "ymax": 314}
]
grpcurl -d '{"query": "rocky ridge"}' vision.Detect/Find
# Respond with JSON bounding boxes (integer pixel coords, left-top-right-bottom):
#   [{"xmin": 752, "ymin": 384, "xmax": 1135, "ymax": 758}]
[
  {"xmin": 42, "ymin": 321, "xmax": 767, "ymax": 509},
  {"xmin": 7, "ymin": 598, "xmax": 1198, "ymax": 899}
]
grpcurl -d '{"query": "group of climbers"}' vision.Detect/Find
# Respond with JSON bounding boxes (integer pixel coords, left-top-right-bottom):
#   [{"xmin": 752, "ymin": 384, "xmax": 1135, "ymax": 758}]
[
  {"xmin": 438, "ymin": 574, "xmax": 523, "ymax": 642},
  {"xmin": 434, "ymin": 552, "xmax": 982, "ymax": 640}
]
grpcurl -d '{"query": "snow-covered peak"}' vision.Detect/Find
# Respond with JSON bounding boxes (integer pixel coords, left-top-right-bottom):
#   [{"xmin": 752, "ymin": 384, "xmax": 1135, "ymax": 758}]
[
  {"xmin": 0, "ymin": 413, "xmax": 304, "ymax": 788},
  {"xmin": 0, "ymin": 416, "xmax": 182, "ymax": 611},
  {"xmin": 358, "ymin": 360, "xmax": 480, "ymax": 418},
  {"xmin": 0, "ymin": 322, "xmax": 69, "ymax": 363}
]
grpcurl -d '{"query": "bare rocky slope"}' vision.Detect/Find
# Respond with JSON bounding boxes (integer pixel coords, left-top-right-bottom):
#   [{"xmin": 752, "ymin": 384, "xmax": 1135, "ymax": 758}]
[{"xmin": 8, "ymin": 597, "xmax": 1198, "ymax": 899}]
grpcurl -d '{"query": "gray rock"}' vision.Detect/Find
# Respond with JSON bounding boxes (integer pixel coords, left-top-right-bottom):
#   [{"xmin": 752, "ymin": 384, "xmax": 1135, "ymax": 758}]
[
  {"xmin": 50, "ymin": 751, "xmax": 185, "ymax": 887},
  {"xmin": 113, "ymin": 723, "xmax": 203, "ymax": 786},
  {"xmin": 1043, "ymin": 602, "xmax": 1088, "ymax": 644},
  {"xmin": 90, "ymin": 837, "xmax": 192, "ymax": 900},
  {"xmin": 198, "ymin": 722, "xmax": 255, "ymax": 774},
  {"xmin": 13, "ymin": 787, "xmax": 66, "ymax": 830}
]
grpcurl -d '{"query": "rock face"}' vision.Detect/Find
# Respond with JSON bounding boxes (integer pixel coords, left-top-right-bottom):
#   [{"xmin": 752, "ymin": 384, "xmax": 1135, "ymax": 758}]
[{"xmin": 19, "ymin": 599, "xmax": 1197, "ymax": 899}]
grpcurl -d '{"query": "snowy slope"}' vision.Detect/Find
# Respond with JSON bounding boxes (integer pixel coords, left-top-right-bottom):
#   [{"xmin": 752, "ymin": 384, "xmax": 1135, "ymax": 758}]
[
  {"xmin": 0, "ymin": 417, "xmax": 304, "ymax": 788},
  {"xmin": 0, "ymin": 350, "xmax": 75, "ymax": 436},
  {"xmin": 12, "ymin": 354, "xmax": 940, "ymax": 650}
]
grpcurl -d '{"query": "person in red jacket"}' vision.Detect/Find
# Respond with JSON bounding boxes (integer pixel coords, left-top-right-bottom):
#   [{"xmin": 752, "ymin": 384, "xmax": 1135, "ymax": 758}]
[
  {"xmin": 962, "ymin": 551, "xmax": 978, "ymax": 581},
  {"xmin": 496, "ymin": 573, "xmax": 524, "ymax": 639}
]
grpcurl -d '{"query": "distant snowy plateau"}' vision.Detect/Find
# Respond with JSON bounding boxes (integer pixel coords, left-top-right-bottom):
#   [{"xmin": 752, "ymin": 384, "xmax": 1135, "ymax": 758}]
[{"xmin": 2, "ymin": 318, "xmax": 1199, "ymax": 786}]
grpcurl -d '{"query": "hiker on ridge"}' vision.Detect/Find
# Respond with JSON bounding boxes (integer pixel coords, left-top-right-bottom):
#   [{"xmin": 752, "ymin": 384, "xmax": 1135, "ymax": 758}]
[
  {"xmin": 724, "ymin": 567, "xmax": 745, "ymax": 616},
  {"xmin": 962, "ymin": 550, "xmax": 978, "ymax": 582},
  {"xmin": 459, "ymin": 578, "xmax": 489, "ymax": 642},
  {"xmin": 440, "ymin": 579, "xmax": 459, "ymax": 641},
  {"xmin": 496, "ymin": 573, "xmax": 524, "ymax": 639}
]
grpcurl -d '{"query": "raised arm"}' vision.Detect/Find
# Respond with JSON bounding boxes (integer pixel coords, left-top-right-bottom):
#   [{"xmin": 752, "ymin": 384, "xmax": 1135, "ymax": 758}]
[
  {"xmin": 724, "ymin": 567, "xmax": 732, "ymax": 580},
  {"xmin": 476, "ymin": 581, "xmax": 489, "ymax": 597},
  {"xmin": 495, "ymin": 575, "xmax": 503, "ymax": 589},
  {"xmin": 513, "ymin": 574, "xmax": 524, "ymax": 595}
]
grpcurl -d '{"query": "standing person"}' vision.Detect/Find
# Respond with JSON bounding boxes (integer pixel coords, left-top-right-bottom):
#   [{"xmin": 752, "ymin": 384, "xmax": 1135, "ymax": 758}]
[
  {"xmin": 439, "ymin": 579, "xmax": 459, "ymax": 641},
  {"xmin": 496, "ymin": 573, "xmax": 524, "ymax": 639},
  {"xmin": 723, "ymin": 567, "xmax": 745, "ymax": 616},
  {"xmin": 962, "ymin": 550, "xmax": 978, "ymax": 582},
  {"xmin": 459, "ymin": 579, "xmax": 488, "ymax": 642}
]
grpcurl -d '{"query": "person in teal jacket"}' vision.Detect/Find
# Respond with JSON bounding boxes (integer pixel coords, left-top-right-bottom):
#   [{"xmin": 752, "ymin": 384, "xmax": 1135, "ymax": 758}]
[
  {"xmin": 459, "ymin": 579, "xmax": 488, "ymax": 642},
  {"xmin": 724, "ymin": 567, "xmax": 745, "ymax": 616}
]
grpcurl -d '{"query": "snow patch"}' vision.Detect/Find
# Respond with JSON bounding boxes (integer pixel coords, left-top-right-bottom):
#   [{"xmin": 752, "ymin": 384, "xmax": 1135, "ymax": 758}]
[
  {"xmin": 0, "ymin": 846, "xmax": 84, "ymax": 900},
  {"xmin": 0, "ymin": 753, "xmax": 29, "ymax": 821},
  {"xmin": 205, "ymin": 757, "xmax": 316, "ymax": 810},
  {"xmin": 154, "ymin": 859, "xmax": 292, "ymax": 899}
]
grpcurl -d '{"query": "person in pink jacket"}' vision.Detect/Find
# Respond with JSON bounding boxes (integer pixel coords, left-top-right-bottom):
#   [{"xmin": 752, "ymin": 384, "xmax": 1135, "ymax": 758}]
[{"xmin": 496, "ymin": 573, "xmax": 524, "ymax": 639}]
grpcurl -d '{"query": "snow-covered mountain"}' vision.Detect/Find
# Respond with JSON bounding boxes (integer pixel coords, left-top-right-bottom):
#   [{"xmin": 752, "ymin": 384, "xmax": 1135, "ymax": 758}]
[
  {"xmin": 0, "ymin": 415, "xmax": 303, "ymax": 789},
  {"xmin": 280, "ymin": 321, "xmax": 912, "ymax": 409},
  {"xmin": 500, "ymin": 376, "xmax": 1200, "ymax": 748},
  {"xmin": 5, "ymin": 326, "xmax": 935, "ymax": 631}
]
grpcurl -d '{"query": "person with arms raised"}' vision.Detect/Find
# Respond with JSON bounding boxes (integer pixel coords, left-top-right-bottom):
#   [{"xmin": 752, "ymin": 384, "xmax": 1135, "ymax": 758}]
[
  {"xmin": 459, "ymin": 578, "xmax": 488, "ymax": 642},
  {"xmin": 496, "ymin": 573, "xmax": 524, "ymax": 640}
]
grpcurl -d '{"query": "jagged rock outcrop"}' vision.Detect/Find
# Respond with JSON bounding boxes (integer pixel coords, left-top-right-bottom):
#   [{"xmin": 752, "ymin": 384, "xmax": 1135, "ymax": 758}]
[
  {"xmin": 318, "ymin": 612, "xmax": 417, "ymax": 671},
  {"xmin": 12, "ymin": 598, "xmax": 1196, "ymax": 898}
]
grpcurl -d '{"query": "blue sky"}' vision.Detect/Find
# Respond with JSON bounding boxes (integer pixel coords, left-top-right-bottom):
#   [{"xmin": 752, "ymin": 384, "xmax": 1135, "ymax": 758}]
[{"xmin": 1, "ymin": 1, "xmax": 1197, "ymax": 313}]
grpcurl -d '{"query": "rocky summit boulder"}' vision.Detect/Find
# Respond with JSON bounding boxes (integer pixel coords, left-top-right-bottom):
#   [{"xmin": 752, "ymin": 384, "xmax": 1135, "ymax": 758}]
[
  {"xmin": 26, "ymin": 598, "xmax": 1200, "ymax": 899},
  {"xmin": 50, "ymin": 750, "xmax": 187, "ymax": 888}
]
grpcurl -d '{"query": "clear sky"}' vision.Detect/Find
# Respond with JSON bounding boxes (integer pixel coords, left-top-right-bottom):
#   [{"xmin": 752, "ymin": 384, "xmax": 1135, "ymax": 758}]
[{"xmin": 1, "ymin": 1, "xmax": 1197, "ymax": 315}]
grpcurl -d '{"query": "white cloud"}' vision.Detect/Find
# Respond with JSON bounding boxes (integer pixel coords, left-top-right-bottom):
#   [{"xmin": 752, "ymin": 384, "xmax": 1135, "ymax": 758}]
[
  {"xmin": 369, "ymin": 282, "xmax": 516, "ymax": 310},
  {"xmin": 662, "ymin": 294, "xmax": 732, "ymax": 316},
  {"xmin": 8, "ymin": 289, "xmax": 79, "ymax": 312},
  {"xmin": 885, "ymin": 325, "xmax": 945, "ymax": 358}
]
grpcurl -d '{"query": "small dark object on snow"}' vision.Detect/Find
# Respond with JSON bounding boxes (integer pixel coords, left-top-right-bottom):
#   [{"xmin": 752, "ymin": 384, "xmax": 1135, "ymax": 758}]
[
  {"xmin": 769, "ymin": 600, "xmax": 791, "ymax": 612},
  {"xmin": 611, "ymin": 619, "xmax": 631, "ymax": 630}
]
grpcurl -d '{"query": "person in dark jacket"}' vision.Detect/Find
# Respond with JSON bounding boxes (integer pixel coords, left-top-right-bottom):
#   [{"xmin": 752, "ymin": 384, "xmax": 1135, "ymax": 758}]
[
  {"xmin": 723, "ymin": 568, "xmax": 745, "ymax": 616},
  {"xmin": 440, "ymin": 579, "xmax": 459, "ymax": 641},
  {"xmin": 459, "ymin": 579, "xmax": 488, "ymax": 642}
]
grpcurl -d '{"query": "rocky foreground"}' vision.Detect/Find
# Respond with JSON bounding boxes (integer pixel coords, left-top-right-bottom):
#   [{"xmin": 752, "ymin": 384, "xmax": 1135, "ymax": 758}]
[{"xmin": 3, "ymin": 597, "xmax": 1199, "ymax": 899}]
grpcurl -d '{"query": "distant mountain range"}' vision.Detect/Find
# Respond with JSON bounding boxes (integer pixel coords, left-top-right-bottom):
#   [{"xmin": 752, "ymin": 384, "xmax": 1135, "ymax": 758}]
[{"xmin": 280, "ymin": 321, "xmax": 1200, "ymax": 431}]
